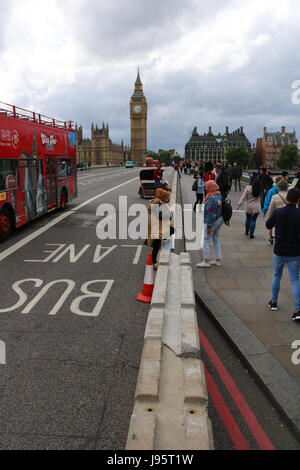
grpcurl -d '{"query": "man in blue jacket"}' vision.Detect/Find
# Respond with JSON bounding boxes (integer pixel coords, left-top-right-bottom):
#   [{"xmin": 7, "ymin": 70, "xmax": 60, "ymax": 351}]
[{"xmin": 266, "ymin": 188, "xmax": 300, "ymax": 321}]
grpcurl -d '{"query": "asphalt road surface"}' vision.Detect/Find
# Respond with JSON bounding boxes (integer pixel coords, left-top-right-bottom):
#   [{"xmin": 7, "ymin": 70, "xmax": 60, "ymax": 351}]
[
  {"xmin": 0, "ymin": 166, "xmax": 158, "ymax": 450},
  {"xmin": 1, "ymin": 167, "xmax": 299, "ymax": 451}
]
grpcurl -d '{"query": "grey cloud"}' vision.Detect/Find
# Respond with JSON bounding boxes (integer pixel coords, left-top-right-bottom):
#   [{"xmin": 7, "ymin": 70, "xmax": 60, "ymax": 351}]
[
  {"xmin": 0, "ymin": 1, "xmax": 15, "ymax": 54},
  {"xmin": 9, "ymin": 0, "xmax": 300, "ymax": 157},
  {"xmin": 58, "ymin": 0, "xmax": 227, "ymax": 61}
]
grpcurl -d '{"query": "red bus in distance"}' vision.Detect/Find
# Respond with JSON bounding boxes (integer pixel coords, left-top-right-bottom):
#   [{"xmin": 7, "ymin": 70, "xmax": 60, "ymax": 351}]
[{"xmin": 0, "ymin": 102, "xmax": 77, "ymax": 241}]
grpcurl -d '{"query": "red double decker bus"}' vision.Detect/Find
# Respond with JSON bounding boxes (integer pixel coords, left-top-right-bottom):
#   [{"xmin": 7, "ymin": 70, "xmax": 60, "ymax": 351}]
[{"xmin": 0, "ymin": 103, "xmax": 77, "ymax": 241}]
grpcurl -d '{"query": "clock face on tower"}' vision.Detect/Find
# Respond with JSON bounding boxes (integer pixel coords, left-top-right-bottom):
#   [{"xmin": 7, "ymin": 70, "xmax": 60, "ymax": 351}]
[{"xmin": 133, "ymin": 104, "xmax": 142, "ymax": 113}]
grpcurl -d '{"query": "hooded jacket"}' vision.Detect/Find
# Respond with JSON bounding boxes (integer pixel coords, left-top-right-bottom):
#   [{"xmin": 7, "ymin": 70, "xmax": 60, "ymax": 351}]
[
  {"xmin": 146, "ymin": 192, "xmax": 174, "ymax": 246},
  {"xmin": 262, "ymin": 185, "xmax": 278, "ymax": 214}
]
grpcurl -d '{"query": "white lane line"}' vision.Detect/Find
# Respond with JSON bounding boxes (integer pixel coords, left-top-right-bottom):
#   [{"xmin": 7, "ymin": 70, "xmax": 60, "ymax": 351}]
[{"xmin": 0, "ymin": 176, "xmax": 139, "ymax": 263}]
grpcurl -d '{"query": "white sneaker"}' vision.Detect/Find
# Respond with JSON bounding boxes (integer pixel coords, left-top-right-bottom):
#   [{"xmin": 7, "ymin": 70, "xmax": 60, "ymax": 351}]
[
  {"xmin": 197, "ymin": 261, "xmax": 211, "ymax": 268},
  {"xmin": 210, "ymin": 260, "xmax": 223, "ymax": 267}
]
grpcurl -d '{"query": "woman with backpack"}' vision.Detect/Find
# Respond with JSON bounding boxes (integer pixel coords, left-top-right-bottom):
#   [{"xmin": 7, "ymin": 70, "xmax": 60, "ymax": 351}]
[
  {"xmin": 197, "ymin": 180, "xmax": 224, "ymax": 268},
  {"xmin": 236, "ymin": 178, "xmax": 261, "ymax": 239}
]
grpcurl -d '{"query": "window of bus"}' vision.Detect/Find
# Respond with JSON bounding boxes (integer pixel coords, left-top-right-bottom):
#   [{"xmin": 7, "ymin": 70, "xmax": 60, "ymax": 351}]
[
  {"xmin": 0, "ymin": 159, "xmax": 18, "ymax": 191},
  {"xmin": 19, "ymin": 157, "xmax": 38, "ymax": 192},
  {"xmin": 57, "ymin": 158, "xmax": 71, "ymax": 179}
]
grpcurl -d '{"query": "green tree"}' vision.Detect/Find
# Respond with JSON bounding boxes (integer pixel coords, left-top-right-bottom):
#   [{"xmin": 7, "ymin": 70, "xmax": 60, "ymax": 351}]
[
  {"xmin": 225, "ymin": 146, "xmax": 251, "ymax": 169},
  {"xmin": 147, "ymin": 151, "xmax": 159, "ymax": 160},
  {"xmin": 173, "ymin": 155, "xmax": 182, "ymax": 164},
  {"xmin": 277, "ymin": 144, "xmax": 299, "ymax": 170},
  {"xmin": 158, "ymin": 151, "xmax": 172, "ymax": 165}
]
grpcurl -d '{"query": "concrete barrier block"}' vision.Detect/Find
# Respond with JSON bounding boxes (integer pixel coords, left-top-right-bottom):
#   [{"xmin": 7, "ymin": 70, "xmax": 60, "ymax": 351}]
[
  {"xmin": 185, "ymin": 413, "xmax": 214, "ymax": 450},
  {"xmin": 183, "ymin": 358, "xmax": 208, "ymax": 406},
  {"xmin": 180, "ymin": 252, "xmax": 191, "ymax": 266},
  {"xmin": 159, "ymin": 250, "xmax": 170, "ymax": 265},
  {"xmin": 180, "ymin": 266, "xmax": 196, "ymax": 308},
  {"xmin": 151, "ymin": 266, "xmax": 169, "ymax": 307},
  {"xmin": 181, "ymin": 309, "xmax": 200, "ymax": 356},
  {"xmin": 145, "ymin": 309, "xmax": 164, "ymax": 340},
  {"xmin": 126, "ymin": 411, "xmax": 157, "ymax": 450},
  {"xmin": 135, "ymin": 340, "xmax": 162, "ymax": 401}
]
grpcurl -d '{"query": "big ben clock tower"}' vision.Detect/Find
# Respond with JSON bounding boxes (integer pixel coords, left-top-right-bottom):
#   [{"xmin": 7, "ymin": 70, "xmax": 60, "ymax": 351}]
[{"xmin": 130, "ymin": 70, "xmax": 147, "ymax": 164}]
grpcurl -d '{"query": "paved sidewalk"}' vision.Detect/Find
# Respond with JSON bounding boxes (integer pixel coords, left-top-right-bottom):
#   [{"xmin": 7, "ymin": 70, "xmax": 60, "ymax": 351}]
[{"xmin": 179, "ymin": 173, "xmax": 300, "ymax": 439}]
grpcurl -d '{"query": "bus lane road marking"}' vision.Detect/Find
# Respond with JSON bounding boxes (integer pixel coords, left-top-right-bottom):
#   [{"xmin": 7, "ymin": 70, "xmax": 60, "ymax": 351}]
[
  {"xmin": 0, "ymin": 278, "xmax": 115, "ymax": 318},
  {"xmin": 0, "ymin": 176, "xmax": 139, "ymax": 263}
]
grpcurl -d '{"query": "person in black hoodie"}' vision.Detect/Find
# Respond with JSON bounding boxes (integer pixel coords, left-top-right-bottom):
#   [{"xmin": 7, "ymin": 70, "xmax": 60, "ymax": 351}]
[
  {"xmin": 232, "ymin": 163, "xmax": 242, "ymax": 191},
  {"xmin": 266, "ymin": 188, "xmax": 300, "ymax": 321}
]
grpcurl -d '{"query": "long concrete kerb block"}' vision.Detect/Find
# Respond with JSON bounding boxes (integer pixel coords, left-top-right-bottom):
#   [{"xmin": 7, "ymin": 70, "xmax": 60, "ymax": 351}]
[
  {"xmin": 126, "ymin": 411, "xmax": 157, "ymax": 450},
  {"xmin": 158, "ymin": 250, "xmax": 170, "ymax": 266},
  {"xmin": 145, "ymin": 308, "xmax": 164, "ymax": 340},
  {"xmin": 135, "ymin": 339, "xmax": 162, "ymax": 402},
  {"xmin": 180, "ymin": 252, "xmax": 191, "ymax": 266},
  {"xmin": 151, "ymin": 265, "xmax": 169, "ymax": 308},
  {"xmin": 126, "ymin": 248, "xmax": 213, "ymax": 450},
  {"xmin": 181, "ymin": 266, "xmax": 196, "ymax": 309},
  {"xmin": 184, "ymin": 358, "xmax": 208, "ymax": 407},
  {"xmin": 181, "ymin": 308, "xmax": 201, "ymax": 356}
]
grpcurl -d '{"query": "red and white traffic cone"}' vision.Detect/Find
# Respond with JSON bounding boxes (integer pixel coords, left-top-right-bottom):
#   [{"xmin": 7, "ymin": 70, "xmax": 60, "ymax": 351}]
[{"xmin": 136, "ymin": 253, "xmax": 155, "ymax": 304}]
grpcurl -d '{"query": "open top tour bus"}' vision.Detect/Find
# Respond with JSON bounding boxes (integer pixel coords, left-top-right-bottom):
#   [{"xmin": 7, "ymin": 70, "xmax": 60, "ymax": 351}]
[{"xmin": 0, "ymin": 102, "xmax": 77, "ymax": 241}]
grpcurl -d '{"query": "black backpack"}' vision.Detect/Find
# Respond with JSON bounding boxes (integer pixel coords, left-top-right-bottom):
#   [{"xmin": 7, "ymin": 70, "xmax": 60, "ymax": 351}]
[{"xmin": 222, "ymin": 199, "xmax": 233, "ymax": 226}]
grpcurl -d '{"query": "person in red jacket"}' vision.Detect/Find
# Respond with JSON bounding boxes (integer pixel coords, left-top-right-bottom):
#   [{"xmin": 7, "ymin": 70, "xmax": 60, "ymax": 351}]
[{"xmin": 204, "ymin": 162, "xmax": 216, "ymax": 182}]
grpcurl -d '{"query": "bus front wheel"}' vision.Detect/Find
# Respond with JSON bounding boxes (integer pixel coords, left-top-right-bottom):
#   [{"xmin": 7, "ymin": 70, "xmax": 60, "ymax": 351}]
[{"xmin": 0, "ymin": 209, "xmax": 13, "ymax": 242}]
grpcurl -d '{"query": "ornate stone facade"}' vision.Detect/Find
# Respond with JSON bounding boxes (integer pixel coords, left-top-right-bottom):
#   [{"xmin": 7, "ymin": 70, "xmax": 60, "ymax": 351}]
[
  {"xmin": 76, "ymin": 122, "xmax": 130, "ymax": 166},
  {"xmin": 261, "ymin": 126, "xmax": 298, "ymax": 167},
  {"xmin": 185, "ymin": 126, "xmax": 251, "ymax": 163},
  {"xmin": 76, "ymin": 71, "xmax": 147, "ymax": 166}
]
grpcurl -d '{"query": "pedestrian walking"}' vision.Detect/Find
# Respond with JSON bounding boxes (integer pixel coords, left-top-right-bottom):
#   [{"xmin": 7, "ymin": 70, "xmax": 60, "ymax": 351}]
[
  {"xmin": 197, "ymin": 180, "xmax": 224, "ymax": 268},
  {"xmin": 193, "ymin": 173, "xmax": 205, "ymax": 212},
  {"xmin": 266, "ymin": 178, "xmax": 289, "ymax": 245},
  {"xmin": 262, "ymin": 176, "xmax": 282, "ymax": 225},
  {"xmin": 175, "ymin": 163, "xmax": 181, "ymax": 179},
  {"xmin": 266, "ymin": 188, "xmax": 300, "ymax": 321},
  {"xmin": 204, "ymin": 162, "xmax": 216, "ymax": 182},
  {"xmin": 216, "ymin": 166, "xmax": 231, "ymax": 203},
  {"xmin": 226, "ymin": 164, "xmax": 233, "ymax": 190},
  {"xmin": 232, "ymin": 163, "xmax": 242, "ymax": 191},
  {"xmin": 258, "ymin": 167, "xmax": 273, "ymax": 208},
  {"xmin": 236, "ymin": 178, "xmax": 261, "ymax": 239}
]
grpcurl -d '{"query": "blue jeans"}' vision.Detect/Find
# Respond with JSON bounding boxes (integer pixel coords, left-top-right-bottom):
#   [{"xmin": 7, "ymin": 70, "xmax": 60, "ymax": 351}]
[
  {"xmin": 203, "ymin": 217, "xmax": 224, "ymax": 260},
  {"xmin": 245, "ymin": 213, "xmax": 259, "ymax": 237},
  {"xmin": 272, "ymin": 255, "xmax": 300, "ymax": 311}
]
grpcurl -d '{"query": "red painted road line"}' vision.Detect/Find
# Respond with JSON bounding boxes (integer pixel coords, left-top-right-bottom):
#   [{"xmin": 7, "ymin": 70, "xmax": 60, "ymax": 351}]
[
  {"xmin": 199, "ymin": 327, "xmax": 275, "ymax": 450},
  {"xmin": 204, "ymin": 366, "xmax": 251, "ymax": 450}
]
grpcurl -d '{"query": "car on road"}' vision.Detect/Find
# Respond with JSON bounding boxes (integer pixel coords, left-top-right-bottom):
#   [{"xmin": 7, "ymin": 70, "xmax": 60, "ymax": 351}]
[{"xmin": 125, "ymin": 161, "xmax": 134, "ymax": 168}]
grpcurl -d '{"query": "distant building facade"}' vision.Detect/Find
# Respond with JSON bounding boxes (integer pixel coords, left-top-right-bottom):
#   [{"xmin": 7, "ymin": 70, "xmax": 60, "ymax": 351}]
[
  {"xmin": 260, "ymin": 126, "xmax": 298, "ymax": 167},
  {"xmin": 185, "ymin": 126, "xmax": 251, "ymax": 163},
  {"xmin": 130, "ymin": 70, "xmax": 148, "ymax": 164},
  {"xmin": 77, "ymin": 71, "xmax": 147, "ymax": 166},
  {"xmin": 76, "ymin": 122, "xmax": 130, "ymax": 166}
]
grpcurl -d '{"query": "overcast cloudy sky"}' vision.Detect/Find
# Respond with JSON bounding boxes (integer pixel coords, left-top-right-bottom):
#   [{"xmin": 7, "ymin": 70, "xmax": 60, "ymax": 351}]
[{"xmin": 1, "ymin": 0, "xmax": 300, "ymax": 155}]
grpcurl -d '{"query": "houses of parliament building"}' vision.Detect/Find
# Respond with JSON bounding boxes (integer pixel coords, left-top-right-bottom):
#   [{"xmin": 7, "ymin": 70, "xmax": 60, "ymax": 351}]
[{"xmin": 76, "ymin": 71, "xmax": 148, "ymax": 165}]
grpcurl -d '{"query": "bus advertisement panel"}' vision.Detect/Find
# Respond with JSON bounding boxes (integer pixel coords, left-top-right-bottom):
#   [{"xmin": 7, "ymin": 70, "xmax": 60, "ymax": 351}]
[{"xmin": 0, "ymin": 103, "xmax": 77, "ymax": 241}]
